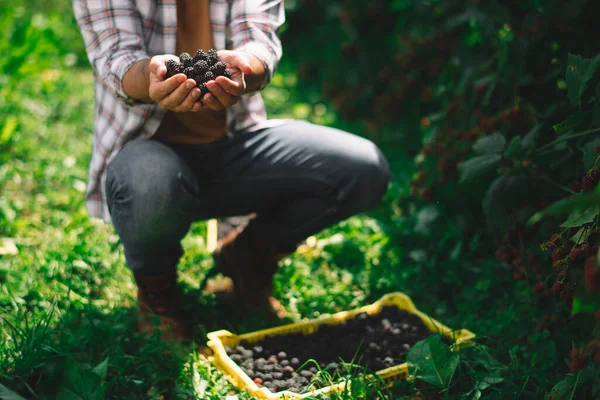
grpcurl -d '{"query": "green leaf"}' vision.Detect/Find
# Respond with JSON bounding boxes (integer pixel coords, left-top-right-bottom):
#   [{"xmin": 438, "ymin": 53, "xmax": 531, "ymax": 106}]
[
  {"xmin": 57, "ymin": 360, "xmax": 107, "ymax": 400},
  {"xmin": 528, "ymin": 194, "xmax": 600, "ymax": 225},
  {"xmin": 0, "ymin": 384, "xmax": 27, "ymax": 400},
  {"xmin": 475, "ymin": 278, "xmax": 491, "ymax": 290},
  {"xmin": 560, "ymin": 205, "xmax": 599, "ymax": 228},
  {"xmin": 92, "ymin": 357, "xmax": 109, "ymax": 380},
  {"xmin": 473, "ymin": 133, "xmax": 506, "ymax": 155},
  {"xmin": 522, "ymin": 126, "xmax": 541, "ymax": 149},
  {"xmin": 553, "ymin": 111, "xmax": 590, "ymax": 135},
  {"xmin": 407, "ymin": 336, "xmax": 459, "ymax": 388},
  {"xmin": 548, "ymin": 374, "xmax": 576, "ymax": 400},
  {"xmin": 0, "ymin": 116, "xmax": 18, "ymax": 145},
  {"xmin": 579, "ymin": 54, "xmax": 600, "ymax": 109},
  {"xmin": 566, "ymin": 53, "xmax": 592, "ymax": 108},
  {"xmin": 582, "ymin": 138, "xmax": 600, "ymax": 170},
  {"xmin": 570, "ymin": 228, "xmax": 591, "ymax": 244},
  {"xmin": 503, "ymin": 136, "xmax": 522, "ymax": 158},
  {"xmin": 572, "ymin": 283, "xmax": 600, "ymax": 316},
  {"xmin": 458, "ymin": 154, "xmax": 501, "ymax": 183}
]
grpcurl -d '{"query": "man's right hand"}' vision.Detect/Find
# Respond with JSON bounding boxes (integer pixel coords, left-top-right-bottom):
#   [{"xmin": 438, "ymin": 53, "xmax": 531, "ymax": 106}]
[{"xmin": 148, "ymin": 55, "xmax": 203, "ymax": 112}]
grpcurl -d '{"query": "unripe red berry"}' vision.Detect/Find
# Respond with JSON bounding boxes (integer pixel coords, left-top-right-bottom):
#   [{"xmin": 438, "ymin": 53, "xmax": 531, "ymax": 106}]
[
  {"xmin": 534, "ymin": 282, "xmax": 545, "ymax": 293},
  {"xmin": 584, "ymin": 256, "xmax": 600, "ymax": 293},
  {"xmin": 570, "ymin": 348, "xmax": 588, "ymax": 371},
  {"xmin": 551, "ymin": 281, "xmax": 564, "ymax": 294}
]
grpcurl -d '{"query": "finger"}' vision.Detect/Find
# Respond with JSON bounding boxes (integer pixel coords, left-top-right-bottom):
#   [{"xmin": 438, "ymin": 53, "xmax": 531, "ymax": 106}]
[
  {"xmin": 203, "ymin": 93, "xmax": 225, "ymax": 111},
  {"xmin": 191, "ymin": 101, "xmax": 203, "ymax": 112},
  {"xmin": 214, "ymin": 76, "xmax": 243, "ymax": 96},
  {"xmin": 151, "ymin": 74, "xmax": 186, "ymax": 101},
  {"xmin": 159, "ymin": 79, "xmax": 196, "ymax": 110},
  {"xmin": 149, "ymin": 55, "xmax": 170, "ymax": 77},
  {"xmin": 206, "ymin": 80, "xmax": 238, "ymax": 107},
  {"xmin": 176, "ymin": 87, "xmax": 202, "ymax": 112}
]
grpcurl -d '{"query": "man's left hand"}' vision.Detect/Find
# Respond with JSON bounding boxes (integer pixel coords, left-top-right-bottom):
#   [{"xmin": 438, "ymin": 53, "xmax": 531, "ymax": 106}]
[{"xmin": 202, "ymin": 50, "xmax": 254, "ymax": 111}]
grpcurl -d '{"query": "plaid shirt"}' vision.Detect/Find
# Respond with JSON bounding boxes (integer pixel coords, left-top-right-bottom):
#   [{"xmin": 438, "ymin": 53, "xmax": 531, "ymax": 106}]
[{"xmin": 73, "ymin": 0, "xmax": 286, "ymax": 223}]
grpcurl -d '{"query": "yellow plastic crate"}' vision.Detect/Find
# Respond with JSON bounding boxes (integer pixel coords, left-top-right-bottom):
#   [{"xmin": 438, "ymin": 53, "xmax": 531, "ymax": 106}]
[{"xmin": 206, "ymin": 292, "xmax": 476, "ymax": 399}]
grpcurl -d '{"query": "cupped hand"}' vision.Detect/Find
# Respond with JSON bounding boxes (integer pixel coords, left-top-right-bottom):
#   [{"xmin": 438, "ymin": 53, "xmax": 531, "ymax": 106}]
[
  {"xmin": 201, "ymin": 50, "xmax": 254, "ymax": 111},
  {"xmin": 148, "ymin": 55, "xmax": 203, "ymax": 112}
]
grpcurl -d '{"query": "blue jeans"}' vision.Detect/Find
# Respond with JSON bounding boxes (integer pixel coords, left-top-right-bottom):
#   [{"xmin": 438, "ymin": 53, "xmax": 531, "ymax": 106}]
[{"xmin": 105, "ymin": 121, "xmax": 390, "ymax": 275}]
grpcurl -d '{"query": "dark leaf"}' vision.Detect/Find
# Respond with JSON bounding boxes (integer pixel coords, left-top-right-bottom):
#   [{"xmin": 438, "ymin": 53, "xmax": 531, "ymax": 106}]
[
  {"xmin": 504, "ymin": 136, "xmax": 522, "ymax": 158},
  {"xmin": 582, "ymin": 137, "xmax": 600, "ymax": 170},
  {"xmin": 566, "ymin": 53, "xmax": 591, "ymax": 108},
  {"xmin": 0, "ymin": 384, "xmax": 27, "ymax": 400},
  {"xmin": 579, "ymin": 54, "xmax": 600, "ymax": 109},
  {"xmin": 92, "ymin": 357, "xmax": 109, "ymax": 381},
  {"xmin": 458, "ymin": 154, "xmax": 501, "ymax": 183},
  {"xmin": 560, "ymin": 205, "xmax": 599, "ymax": 228},
  {"xmin": 473, "ymin": 133, "xmax": 506, "ymax": 155},
  {"xmin": 548, "ymin": 374, "xmax": 576, "ymax": 400},
  {"xmin": 528, "ymin": 194, "xmax": 600, "ymax": 225},
  {"xmin": 553, "ymin": 111, "xmax": 591, "ymax": 135}
]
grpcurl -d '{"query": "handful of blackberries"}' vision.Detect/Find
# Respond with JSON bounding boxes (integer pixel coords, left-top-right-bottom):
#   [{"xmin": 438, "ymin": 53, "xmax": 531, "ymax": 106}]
[{"xmin": 165, "ymin": 49, "xmax": 232, "ymax": 97}]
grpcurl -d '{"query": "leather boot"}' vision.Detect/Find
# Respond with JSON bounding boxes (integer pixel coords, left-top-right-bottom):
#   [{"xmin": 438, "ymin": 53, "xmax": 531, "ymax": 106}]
[
  {"xmin": 212, "ymin": 217, "xmax": 287, "ymax": 319},
  {"xmin": 134, "ymin": 268, "xmax": 190, "ymax": 343}
]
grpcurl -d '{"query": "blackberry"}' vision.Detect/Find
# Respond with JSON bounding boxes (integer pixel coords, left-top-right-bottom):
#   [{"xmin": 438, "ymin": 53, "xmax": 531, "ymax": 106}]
[
  {"xmin": 224, "ymin": 69, "xmax": 232, "ymax": 79},
  {"xmin": 198, "ymin": 82, "xmax": 209, "ymax": 96},
  {"xmin": 194, "ymin": 60, "xmax": 209, "ymax": 74},
  {"xmin": 183, "ymin": 67, "xmax": 195, "ymax": 79},
  {"xmin": 211, "ymin": 61, "xmax": 227, "ymax": 75},
  {"xmin": 207, "ymin": 48, "xmax": 218, "ymax": 63},
  {"xmin": 204, "ymin": 71, "xmax": 215, "ymax": 81},
  {"xmin": 193, "ymin": 49, "xmax": 207, "ymax": 63},
  {"xmin": 165, "ymin": 59, "xmax": 183, "ymax": 78},
  {"xmin": 179, "ymin": 52, "xmax": 192, "ymax": 66}
]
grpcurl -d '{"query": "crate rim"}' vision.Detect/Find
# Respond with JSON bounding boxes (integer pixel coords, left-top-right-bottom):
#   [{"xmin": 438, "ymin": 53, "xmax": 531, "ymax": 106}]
[{"xmin": 206, "ymin": 291, "xmax": 476, "ymax": 399}]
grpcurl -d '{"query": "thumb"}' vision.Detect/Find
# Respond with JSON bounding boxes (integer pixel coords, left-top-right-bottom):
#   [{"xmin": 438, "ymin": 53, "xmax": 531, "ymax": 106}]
[{"xmin": 232, "ymin": 54, "xmax": 254, "ymax": 74}]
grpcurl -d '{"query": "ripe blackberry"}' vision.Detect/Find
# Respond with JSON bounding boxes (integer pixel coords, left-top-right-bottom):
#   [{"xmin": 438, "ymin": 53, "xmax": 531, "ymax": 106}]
[
  {"xmin": 193, "ymin": 49, "xmax": 207, "ymax": 63},
  {"xmin": 224, "ymin": 69, "xmax": 232, "ymax": 79},
  {"xmin": 179, "ymin": 52, "xmax": 192, "ymax": 66},
  {"xmin": 165, "ymin": 59, "xmax": 183, "ymax": 78},
  {"xmin": 207, "ymin": 48, "xmax": 218, "ymax": 63},
  {"xmin": 204, "ymin": 71, "xmax": 215, "ymax": 81},
  {"xmin": 194, "ymin": 60, "xmax": 209, "ymax": 74},
  {"xmin": 198, "ymin": 82, "xmax": 209, "ymax": 96},
  {"xmin": 211, "ymin": 61, "xmax": 227, "ymax": 75},
  {"xmin": 183, "ymin": 67, "xmax": 195, "ymax": 78}
]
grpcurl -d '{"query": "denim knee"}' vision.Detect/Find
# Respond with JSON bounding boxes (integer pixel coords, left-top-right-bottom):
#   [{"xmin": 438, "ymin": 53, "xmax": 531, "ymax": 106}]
[
  {"xmin": 105, "ymin": 140, "xmax": 198, "ymax": 244},
  {"xmin": 346, "ymin": 141, "xmax": 391, "ymax": 211}
]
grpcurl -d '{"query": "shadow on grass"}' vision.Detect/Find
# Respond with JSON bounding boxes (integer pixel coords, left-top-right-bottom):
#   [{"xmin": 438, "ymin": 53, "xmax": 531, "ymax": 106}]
[{"xmin": 181, "ymin": 278, "xmax": 296, "ymax": 342}]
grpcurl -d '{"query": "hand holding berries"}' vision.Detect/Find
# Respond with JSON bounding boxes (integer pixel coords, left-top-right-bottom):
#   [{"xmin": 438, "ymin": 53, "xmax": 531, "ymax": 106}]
[
  {"xmin": 148, "ymin": 54, "xmax": 203, "ymax": 112},
  {"xmin": 162, "ymin": 49, "xmax": 251, "ymax": 112}
]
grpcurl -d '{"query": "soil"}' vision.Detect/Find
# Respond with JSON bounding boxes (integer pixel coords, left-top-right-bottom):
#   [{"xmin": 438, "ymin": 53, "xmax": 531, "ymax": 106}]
[{"xmin": 224, "ymin": 306, "xmax": 433, "ymax": 394}]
